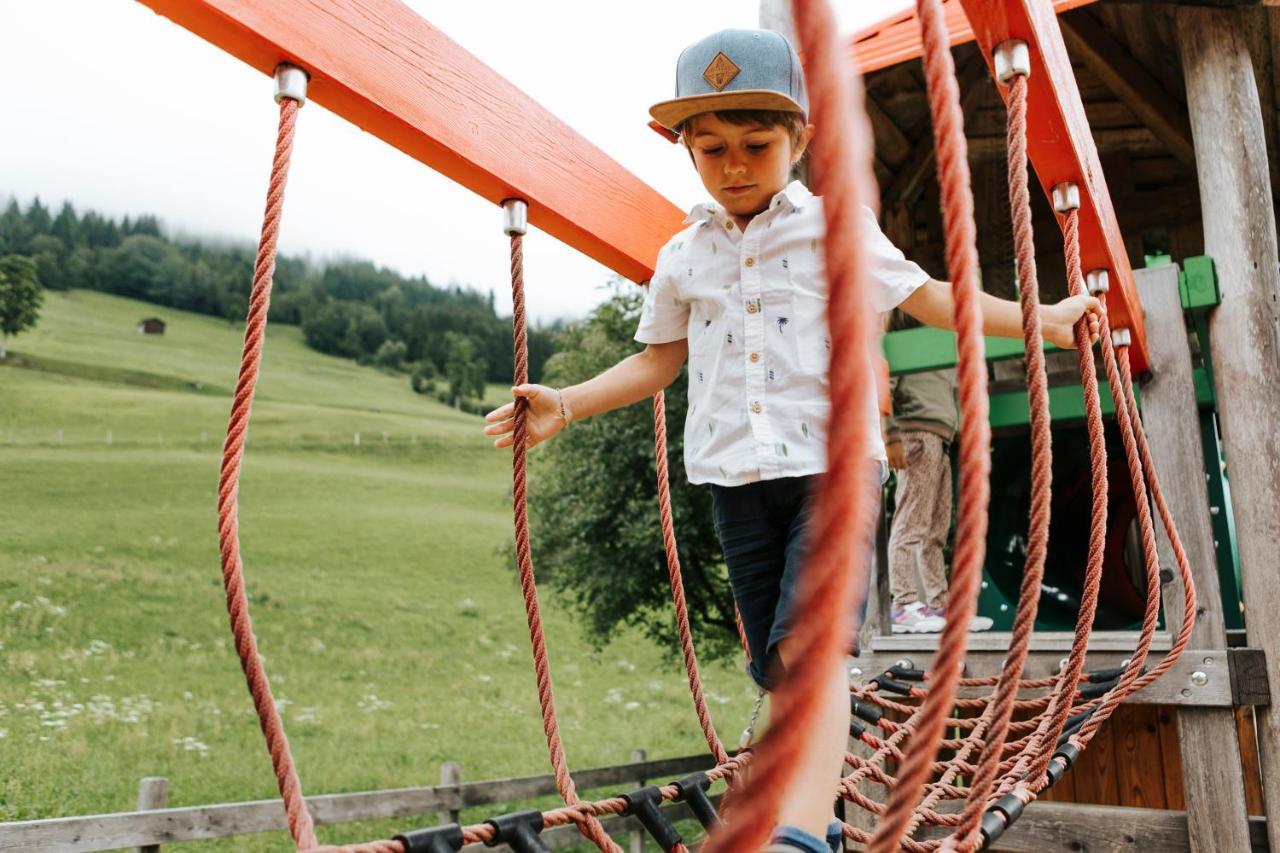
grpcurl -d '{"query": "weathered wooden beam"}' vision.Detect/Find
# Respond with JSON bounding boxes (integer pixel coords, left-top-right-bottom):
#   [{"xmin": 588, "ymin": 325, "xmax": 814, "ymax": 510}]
[
  {"xmin": 959, "ymin": 0, "xmax": 1151, "ymax": 371},
  {"xmin": 1179, "ymin": 9, "xmax": 1280, "ymax": 852},
  {"xmin": 865, "ymin": 93, "xmax": 915, "ymax": 165},
  {"xmin": 1060, "ymin": 11, "xmax": 1197, "ymax": 165},
  {"xmin": 1135, "ymin": 263, "xmax": 1253, "ymax": 851},
  {"xmin": 132, "ymin": 0, "xmax": 685, "ymax": 284},
  {"xmin": 880, "ymin": 54, "xmax": 991, "ymax": 210},
  {"xmin": 853, "ymin": 646, "xmax": 1254, "ymax": 706},
  {"xmin": 918, "ymin": 802, "xmax": 1269, "ymax": 852},
  {"xmin": 0, "ymin": 754, "xmax": 716, "ymax": 852}
]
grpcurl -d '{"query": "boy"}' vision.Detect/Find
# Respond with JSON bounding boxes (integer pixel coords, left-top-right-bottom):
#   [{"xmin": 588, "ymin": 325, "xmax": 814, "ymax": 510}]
[{"xmin": 485, "ymin": 29, "xmax": 1097, "ymax": 852}]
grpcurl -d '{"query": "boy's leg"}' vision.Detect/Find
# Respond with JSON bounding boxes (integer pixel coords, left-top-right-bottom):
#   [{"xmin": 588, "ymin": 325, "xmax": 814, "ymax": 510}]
[
  {"xmin": 712, "ymin": 481, "xmax": 790, "ymax": 688},
  {"xmin": 921, "ymin": 435, "xmax": 953, "ymax": 611},
  {"xmin": 773, "ymin": 465, "xmax": 883, "ymax": 840}
]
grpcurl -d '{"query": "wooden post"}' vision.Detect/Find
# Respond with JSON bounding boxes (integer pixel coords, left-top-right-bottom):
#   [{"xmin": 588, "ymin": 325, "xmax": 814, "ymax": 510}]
[
  {"xmin": 1133, "ymin": 265, "xmax": 1252, "ymax": 852},
  {"xmin": 1177, "ymin": 9, "xmax": 1280, "ymax": 851},
  {"xmin": 630, "ymin": 748, "xmax": 646, "ymax": 853},
  {"xmin": 135, "ymin": 776, "xmax": 168, "ymax": 853},
  {"xmin": 439, "ymin": 761, "xmax": 462, "ymax": 826}
]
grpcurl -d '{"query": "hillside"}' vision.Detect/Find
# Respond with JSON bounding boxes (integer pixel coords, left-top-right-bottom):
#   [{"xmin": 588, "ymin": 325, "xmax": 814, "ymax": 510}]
[{"xmin": 0, "ymin": 291, "xmax": 753, "ymax": 850}]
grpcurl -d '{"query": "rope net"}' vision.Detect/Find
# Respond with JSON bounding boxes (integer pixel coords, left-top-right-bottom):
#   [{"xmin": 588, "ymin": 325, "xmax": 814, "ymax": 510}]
[{"xmin": 213, "ymin": 1, "xmax": 1197, "ymax": 850}]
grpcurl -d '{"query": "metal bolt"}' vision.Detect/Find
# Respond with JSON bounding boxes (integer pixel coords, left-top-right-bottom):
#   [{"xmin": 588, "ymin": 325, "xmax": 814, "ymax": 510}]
[
  {"xmin": 1181, "ymin": 688, "xmax": 1192, "ymax": 698},
  {"xmin": 1111, "ymin": 327, "xmax": 1132, "ymax": 348},
  {"xmin": 999, "ymin": 603, "xmax": 1009, "ymax": 612},
  {"xmin": 849, "ymin": 666, "xmax": 863, "ymax": 679},
  {"xmin": 1058, "ymin": 657, "xmax": 1070, "ymax": 673},
  {"xmin": 1121, "ymin": 658, "xmax": 1131, "ymax": 669},
  {"xmin": 981, "ymin": 580, "xmax": 989, "ymax": 590},
  {"xmin": 273, "ymin": 63, "xmax": 310, "ymax": 105},
  {"xmin": 1086, "ymin": 269, "xmax": 1110, "ymax": 295},
  {"xmin": 993, "ymin": 39, "xmax": 1031, "ymax": 84},
  {"xmin": 894, "ymin": 658, "xmax": 915, "ymax": 671},
  {"xmin": 1191, "ymin": 671, "xmax": 1209, "ymax": 687},
  {"xmin": 501, "ymin": 198, "xmax": 528, "ymax": 236},
  {"xmin": 1203, "ymin": 656, "xmax": 1215, "ymax": 666},
  {"xmin": 1210, "ymin": 506, "xmax": 1221, "ymax": 516},
  {"xmin": 1052, "ymin": 182, "xmax": 1080, "ymax": 213}
]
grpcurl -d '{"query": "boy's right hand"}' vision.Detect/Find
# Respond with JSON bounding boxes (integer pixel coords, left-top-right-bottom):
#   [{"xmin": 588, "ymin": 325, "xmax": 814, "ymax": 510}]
[{"xmin": 483, "ymin": 384, "xmax": 570, "ymax": 449}]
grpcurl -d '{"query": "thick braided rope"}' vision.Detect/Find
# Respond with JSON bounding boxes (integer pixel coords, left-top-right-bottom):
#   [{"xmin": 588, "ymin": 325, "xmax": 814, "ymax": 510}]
[
  {"xmin": 868, "ymin": 0, "xmax": 989, "ymax": 846},
  {"xmin": 950, "ymin": 70, "xmax": 1053, "ymax": 849},
  {"xmin": 508, "ymin": 232, "xmax": 619, "ymax": 851},
  {"xmin": 653, "ymin": 391, "xmax": 730, "ymax": 765},
  {"xmin": 702, "ymin": 0, "xmax": 881, "ymax": 847},
  {"xmin": 1022, "ymin": 208, "xmax": 1110, "ymax": 785},
  {"xmin": 215, "ymin": 96, "xmax": 317, "ymax": 851}
]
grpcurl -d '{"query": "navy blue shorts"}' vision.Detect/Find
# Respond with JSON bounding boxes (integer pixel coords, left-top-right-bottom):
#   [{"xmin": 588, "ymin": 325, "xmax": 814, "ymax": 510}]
[{"xmin": 711, "ymin": 468, "xmax": 882, "ymax": 689}]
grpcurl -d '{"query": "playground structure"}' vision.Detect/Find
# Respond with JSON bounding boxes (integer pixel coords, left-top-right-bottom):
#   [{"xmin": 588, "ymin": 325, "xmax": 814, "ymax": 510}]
[{"xmin": 2, "ymin": 0, "xmax": 1278, "ymax": 850}]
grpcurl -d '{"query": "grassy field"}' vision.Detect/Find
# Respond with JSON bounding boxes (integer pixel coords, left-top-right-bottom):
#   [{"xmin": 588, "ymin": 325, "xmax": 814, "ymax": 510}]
[{"xmin": 0, "ymin": 291, "xmax": 755, "ymax": 850}]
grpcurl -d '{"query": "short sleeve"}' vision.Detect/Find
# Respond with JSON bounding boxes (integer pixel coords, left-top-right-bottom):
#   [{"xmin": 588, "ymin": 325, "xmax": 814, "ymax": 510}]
[
  {"xmin": 634, "ymin": 246, "xmax": 689, "ymax": 345},
  {"xmin": 859, "ymin": 206, "xmax": 930, "ymax": 312}
]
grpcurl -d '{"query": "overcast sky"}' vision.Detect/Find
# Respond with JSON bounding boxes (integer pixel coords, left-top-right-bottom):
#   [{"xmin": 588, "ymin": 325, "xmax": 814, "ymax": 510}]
[{"xmin": 3, "ymin": 1, "xmax": 912, "ymax": 322}]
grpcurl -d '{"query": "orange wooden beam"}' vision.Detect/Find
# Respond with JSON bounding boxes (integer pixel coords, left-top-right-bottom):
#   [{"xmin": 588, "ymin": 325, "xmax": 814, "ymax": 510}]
[
  {"xmin": 134, "ymin": 0, "xmax": 686, "ymax": 284},
  {"xmin": 957, "ymin": 0, "xmax": 1150, "ymax": 372}
]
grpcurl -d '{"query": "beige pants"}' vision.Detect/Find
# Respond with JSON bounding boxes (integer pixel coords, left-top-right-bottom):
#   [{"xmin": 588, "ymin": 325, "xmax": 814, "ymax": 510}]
[{"xmin": 888, "ymin": 431, "xmax": 952, "ymax": 610}]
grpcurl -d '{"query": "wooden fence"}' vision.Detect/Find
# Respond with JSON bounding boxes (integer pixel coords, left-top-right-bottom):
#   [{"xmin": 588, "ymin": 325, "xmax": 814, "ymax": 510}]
[{"xmin": 0, "ymin": 751, "xmax": 717, "ymax": 852}]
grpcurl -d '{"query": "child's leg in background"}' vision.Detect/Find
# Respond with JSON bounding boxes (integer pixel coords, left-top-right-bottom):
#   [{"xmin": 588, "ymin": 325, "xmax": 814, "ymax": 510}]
[
  {"xmin": 887, "ymin": 431, "xmax": 949, "ymax": 607},
  {"xmin": 922, "ymin": 436, "xmax": 952, "ymax": 611}
]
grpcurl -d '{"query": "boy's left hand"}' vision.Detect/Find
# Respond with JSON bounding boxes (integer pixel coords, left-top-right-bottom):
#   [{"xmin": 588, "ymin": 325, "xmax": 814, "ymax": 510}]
[{"xmin": 1040, "ymin": 294, "xmax": 1103, "ymax": 350}]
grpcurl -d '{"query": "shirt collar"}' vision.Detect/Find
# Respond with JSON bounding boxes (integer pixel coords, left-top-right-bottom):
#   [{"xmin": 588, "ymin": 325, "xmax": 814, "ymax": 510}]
[{"xmin": 682, "ymin": 180, "xmax": 813, "ymax": 225}]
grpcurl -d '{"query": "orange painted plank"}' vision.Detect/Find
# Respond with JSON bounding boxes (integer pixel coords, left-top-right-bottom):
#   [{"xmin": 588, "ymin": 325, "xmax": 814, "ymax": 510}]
[
  {"xmin": 133, "ymin": 0, "xmax": 685, "ymax": 284},
  {"xmin": 849, "ymin": 0, "xmax": 1101, "ymax": 76},
  {"xmin": 956, "ymin": 0, "xmax": 1150, "ymax": 372}
]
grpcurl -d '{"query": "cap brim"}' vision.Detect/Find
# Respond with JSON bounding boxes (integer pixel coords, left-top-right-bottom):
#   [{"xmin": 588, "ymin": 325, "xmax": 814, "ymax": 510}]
[{"xmin": 648, "ymin": 90, "xmax": 805, "ymax": 132}]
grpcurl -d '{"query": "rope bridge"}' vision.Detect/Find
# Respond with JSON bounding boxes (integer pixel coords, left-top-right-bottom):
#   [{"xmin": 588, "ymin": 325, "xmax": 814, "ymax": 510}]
[{"xmin": 209, "ymin": 1, "xmax": 1195, "ymax": 850}]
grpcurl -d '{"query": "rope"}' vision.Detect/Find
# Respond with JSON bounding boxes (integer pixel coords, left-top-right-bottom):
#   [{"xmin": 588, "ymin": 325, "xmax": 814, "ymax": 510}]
[
  {"xmin": 868, "ymin": 0, "xmax": 990, "ymax": 846},
  {"xmin": 950, "ymin": 69, "xmax": 1052, "ymax": 850},
  {"xmin": 653, "ymin": 391, "xmax": 730, "ymax": 765},
  {"xmin": 507, "ymin": 231, "xmax": 619, "ymax": 851},
  {"xmin": 215, "ymin": 95, "xmax": 317, "ymax": 851},
  {"xmin": 702, "ymin": 0, "xmax": 882, "ymax": 847}
]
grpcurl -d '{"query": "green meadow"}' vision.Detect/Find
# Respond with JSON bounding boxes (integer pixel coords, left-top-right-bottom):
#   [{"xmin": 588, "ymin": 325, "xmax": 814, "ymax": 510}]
[{"xmin": 0, "ymin": 290, "xmax": 755, "ymax": 850}]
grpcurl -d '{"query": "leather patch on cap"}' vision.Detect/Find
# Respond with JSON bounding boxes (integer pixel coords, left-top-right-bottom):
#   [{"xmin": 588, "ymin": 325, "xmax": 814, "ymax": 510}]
[{"xmin": 703, "ymin": 52, "xmax": 741, "ymax": 92}]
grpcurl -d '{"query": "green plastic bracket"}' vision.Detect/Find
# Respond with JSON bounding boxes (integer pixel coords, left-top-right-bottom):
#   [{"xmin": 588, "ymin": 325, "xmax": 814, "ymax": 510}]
[
  {"xmin": 1178, "ymin": 255, "xmax": 1221, "ymax": 310},
  {"xmin": 1144, "ymin": 252, "xmax": 1173, "ymax": 268}
]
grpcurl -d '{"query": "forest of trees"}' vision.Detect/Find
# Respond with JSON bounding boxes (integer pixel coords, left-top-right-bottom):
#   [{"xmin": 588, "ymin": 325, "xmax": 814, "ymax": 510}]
[{"xmin": 0, "ymin": 196, "xmax": 559, "ymax": 394}]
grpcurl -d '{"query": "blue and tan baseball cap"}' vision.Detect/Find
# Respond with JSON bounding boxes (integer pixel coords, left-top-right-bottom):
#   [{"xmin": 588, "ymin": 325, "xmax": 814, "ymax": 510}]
[{"xmin": 649, "ymin": 29, "xmax": 808, "ymax": 134}]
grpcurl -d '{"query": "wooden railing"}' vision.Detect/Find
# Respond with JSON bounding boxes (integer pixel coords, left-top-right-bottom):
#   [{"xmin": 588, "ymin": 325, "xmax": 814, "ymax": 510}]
[{"xmin": 0, "ymin": 751, "xmax": 717, "ymax": 852}]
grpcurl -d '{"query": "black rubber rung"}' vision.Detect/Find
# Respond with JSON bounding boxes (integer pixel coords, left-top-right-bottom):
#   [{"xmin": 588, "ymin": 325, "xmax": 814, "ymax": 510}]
[
  {"xmin": 673, "ymin": 773, "xmax": 720, "ymax": 830},
  {"xmin": 484, "ymin": 810, "xmax": 548, "ymax": 852},
  {"xmin": 622, "ymin": 786, "xmax": 682, "ymax": 850},
  {"xmin": 1045, "ymin": 756, "xmax": 1067, "ymax": 788},
  {"xmin": 979, "ymin": 808, "xmax": 1007, "ymax": 848},
  {"xmin": 849, "ymin": 721, "xmax": 866, "ymax": 740},
  {"xmin": 1085, "ymin": 665, "xmax": 1127, "ymax": 683},
  {"xmin": 394, "ymin": 824, "xmax": 464, "ymax": 853},
  {"xmin": 992, "ymin": 792, "xmax": 1025, "ymax": 825},
  {"xmin": 887, "ymin": 665, "xmax": 927, "ymax": 681},
  {"xmin": 850, "ymin": 697, "xmax": 883, "ymax": 724},
  {"xmin": 1054, "ymin": 741, "xmax": 1081, "ymax": 770},
  {"xmin": 1077, "ymin": 677, "xmax": 1119, "ymax": 700},
  {"xmin": 870, "ymin": 676, "xmax": 913, "ymax": 696}
]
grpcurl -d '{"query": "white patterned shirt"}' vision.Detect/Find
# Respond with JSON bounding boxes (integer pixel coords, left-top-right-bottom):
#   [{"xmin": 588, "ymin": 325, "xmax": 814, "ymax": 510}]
[{"xmin": 635, "ymin": 181, "xmax": 929, "ymax": 487}]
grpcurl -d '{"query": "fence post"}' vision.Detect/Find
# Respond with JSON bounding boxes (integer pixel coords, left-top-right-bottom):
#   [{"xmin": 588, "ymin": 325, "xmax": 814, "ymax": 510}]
[
  {"xmin": 135, "ymin": 776, "xmax": 169, "ymax": 853},
  {"xmin": 439, "ymin": 761, "xmax": 462, "ymax": 826},
  {"xmin": 630, "ymin": 748, "xmax": 646, "ymax": 853}
]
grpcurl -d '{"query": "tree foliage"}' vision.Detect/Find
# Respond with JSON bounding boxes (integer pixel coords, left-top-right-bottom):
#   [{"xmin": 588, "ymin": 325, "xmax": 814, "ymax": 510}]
[
  {"xmin": 0, "ymin": 195, "xmax": 560, "ymax": 388},
  {"xmin": 0, "ymin": 254, "xmax": 43, "ymax": 358},
  {"xmin": 527, "ymin": 285, "xmax": 741, "ymax": 663}
]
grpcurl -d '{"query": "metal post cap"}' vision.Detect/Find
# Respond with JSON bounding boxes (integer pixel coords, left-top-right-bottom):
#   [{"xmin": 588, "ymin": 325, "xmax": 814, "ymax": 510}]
[
  {"xmin": 1111, "ymin": 327, "xmax": 1132, "ymax": 348},
  {"xmin": 994, "ymin": 40, "xmax": 1031, "ymax": 84},
  {"xmin": 502, "ymin": 199, "xmax": 528, "ymax": 236},
  {"xmin": 1051, "ymin": 182, "xmax": 1080, "ymax": 213},
  {"xmin": 274, "ymin": 63, "xmax": 309, "ymax": 105},
  {"xmin": 1086, "ymin": 269, "xmax": 1110, "ymax": 295}
]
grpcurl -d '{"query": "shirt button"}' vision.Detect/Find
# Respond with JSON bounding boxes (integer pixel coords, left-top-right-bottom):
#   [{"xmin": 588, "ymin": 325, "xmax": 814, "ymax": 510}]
[
  {"xmin": 751, "ymin": 401, "xmax": 762, "ymax": 414},
  {"xmin": 745, "ymin": 257, "xmax": 755, "ymax": 268},
  {"xmin": 750, "ymin": 352, "xmax": 760, "ymax": 363},
  {"xmin": 746, "ymin": 302, "xmax": 758, "ymax": 315}
]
